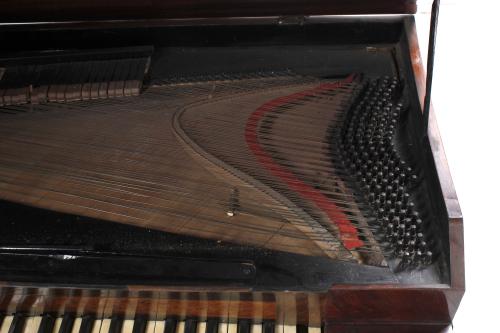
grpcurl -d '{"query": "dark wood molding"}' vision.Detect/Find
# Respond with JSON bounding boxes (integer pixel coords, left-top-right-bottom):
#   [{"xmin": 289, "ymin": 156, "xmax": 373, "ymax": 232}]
[{"xmin": 0, "ymin": 0, "xmax": 417, "ymax": 24}]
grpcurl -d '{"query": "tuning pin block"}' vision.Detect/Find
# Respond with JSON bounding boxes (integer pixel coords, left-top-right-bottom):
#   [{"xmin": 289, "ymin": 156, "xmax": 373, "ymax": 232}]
[{"xmin": 338, "ymin": 77, "xmax": 435, "ymax": 269}]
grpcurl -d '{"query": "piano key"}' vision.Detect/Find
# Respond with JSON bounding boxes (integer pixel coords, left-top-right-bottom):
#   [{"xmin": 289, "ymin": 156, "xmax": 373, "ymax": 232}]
[
  {"xmin": 0, "ymin": 316, "xmax": 13, "ymax": 333},
  {"xmin": 0, "ymin": 315, "xmax": 4, "ymax": 332},
  {"xmin": 121, "ymin": 320, "xmax": 134, "ymax": 333},
  {"xmin": 23, "ymin": 316, "xmax": 42, "ymax": 333},
  {"xmin": 144, "ymin": 321, "xmax": 154, "ymax": 333},
  {"xmin": 226, "ymin": 323, "xmax": 236, "ymax": 333},
  {"xmin": 282, "ymin": 326, "xmax": 295, "ymax": 333},
  {"xmin": 307, "ymin": 328, "xmax": 320, "ymax": 333},
  {"xmin": 37, "ymin": 315, "xmax": 56, "ymax": 333},
  {"xmin": 262, "ymin": 322, "xmax": 274, "ymax": 333},
  {"xmin": 70, "ymin": 318, "xmax": 82, "ymax": 333},
  {"xmin": 204, "ymin": 319, "xmax": 217, "ymax": 333},
  {"xmin": 216, "ymin": 322, "xmax": 227, "ymax": 333},
  {"xmin": 132, "ymin": 317, "xmax": 147, "ymax": 333},
  {"xmin": 152, "ymin": 321, "xmax": 164, "ymax": 333},
  {"xmin": 162, "ymin": 318, "xmax": 176, "ymax": 333},
  {"xmin": 79, "ymin": 315, "xmax": 96, "ymax": 333},
  {"xmin": 90, "ymin": 320, "xmax": 101, "ymax": 333},
  {"xmin": 100, "ymin": 320, "xmax": 111, "ymax": 333},
  {"xmin": 58, "ymin": 314, "xmax": 75, "ymax": 333},
  {"xmin": 54, "ymin": 318, "xmax": 65, "ymax": 333},
  {"xmin": 183, "ymin": 319, "xmax": 196, "ymax": 333},
  {"xmin": 274, "ymin": 325, "xmax": 282, "ymax": 333},
  {"xmin": 106, "ymin": 317, "xmax": 121, "ymax": 333},
  {"xmin": 295, "ymin": 326, "xmax": 306, "ymax": 333},
  {"xmin": 194, "ymin": 322, "xmax": 204, "ymax": 333},
  {"xmin": 236, "ymin": 320, "xmax": 250, "ymax": 333},
  {"xmin": 174, "ymin": 321, "xmax": 184, "ymax": 333},
  {"xmin": 249, "ymin": 324, "xmax": 261, "ymax": 333},
  {"xmin": 9, "ymin": 313, "xmax": 27, "ymax": 333}
]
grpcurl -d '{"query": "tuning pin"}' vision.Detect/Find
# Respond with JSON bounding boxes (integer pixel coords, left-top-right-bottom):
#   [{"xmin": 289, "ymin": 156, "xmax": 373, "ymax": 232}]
[
  {"xmin": 380, "ymin": 216, "xmax": 390, "ymax": 228},
  {"xmin": 402, "ymin": 192, "xmax": 410, "ymax": 204},
  {"xmin": 395, "ymin": 240, "xmax": 405, "ymax": 253},
  {"xmin": 384, "ymin": 200, "xmax": 393, "ymax": 210},
  {"xmin": 416, "ymin": 232, "xmax": 425, "ymax": 244},
  {"xmin": 385, "ymin": 223, "xmax": 394, "ymax": 235},
  {"xmin": 424, "ymin": 251, "xmax": 433, "ymax": 265},
  {"xmin": 397, "ymin": 224, "xmax": 406, "ymax": 237},
  {"xmin": 392, "ymin": 216, "xmax": 401, "ymax": 227},
  {"xmin": 414, "ymin": 218, "xmax": 423, "ymax": 230},
  {"xmin": 407, "ymin": 239, "xmax": 417, "ymax": 251}
]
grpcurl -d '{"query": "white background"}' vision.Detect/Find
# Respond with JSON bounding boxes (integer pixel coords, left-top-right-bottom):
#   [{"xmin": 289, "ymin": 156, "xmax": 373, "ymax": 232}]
[{"xmin": 416, "ymin": 1, "xmax": 499, "ymax": 331}]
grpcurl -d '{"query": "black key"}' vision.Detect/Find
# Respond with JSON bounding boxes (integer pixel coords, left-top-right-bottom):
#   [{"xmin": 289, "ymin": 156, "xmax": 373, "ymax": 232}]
[
  {"xmin": 79, "ymin": 315, "xmax": 95, "ymax": 333},
  {"xmin": 8, "ymin": 313, "xmax": 26, "ymax": 333},
  {"xmin": 184, "ymin": 319, "xmax": 197, "ymax": 333},
  {"xmin": 237, "ymin": 320, "xmax": 251, "ymax": 333},
  {"xmin": 59, "ymin": 313, "xmax": 75, "ymax": 333},
  {"xmin": 296, "ymin": 325, "xmax": 308, "ymax": 333},
  {"xmin": 37, "ymin": 314, "xmax": 56, "ymax": 333},
  {"xmin": 108, "ymin": 315, "xmax": 124, "ymax": 333},
  {"xmin": 163, "ymin": 317, "xmax": 177, "ymax": 333},
  {"xmin": 205, "ymin": 319, "xmax": 219, "ymax": 333},
  {"xmin": 0, "ymin": 314, "xmax": 5, "ymax": 331},
  {"xmin": 262, "ymin": 321, "xmax": 275, "ymax": 333},
  {"xmin": 132, "ymin": 315, "xmax": 148, "ymax": 333}
]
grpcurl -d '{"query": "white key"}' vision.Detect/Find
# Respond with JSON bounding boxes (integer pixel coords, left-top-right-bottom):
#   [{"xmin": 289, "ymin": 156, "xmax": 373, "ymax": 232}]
[
  {"xmin": 53, "ymin": 318, "xmax": 63, "ymax": 333},
  {"xmin": 145, "ymin": 321, "xmax": 155, "ymax": 333},
  {"xmin": 153, "ymin": 321, "xmax": 164, "ymax": 333},
  {"xmin": 91, "ymin": 320, "xmax": 102, "ymax": 333},
  {"xmin": 23, "ymin": 316, "xmax": 41, "ymax": 333},
  {"xmin": 196, "ymin": 322, "xmax": 205, "ymax": 333},
  {"xmin": 283, "ymin": 326, "xmax": 295, "ymax": 333},
  {"xmin": 121, "ymin": 320, "xmax": 134, "ymax": 333},
  {"xmin": 227, "ymin": 323, "xmax": 237, "ymax": 333},
  {"xmin": 71, "ymin": 318, "xmax": 82, "ymax": 333},
  {"xmin": 100, "ymin": 319, "xmax": 111, "ymax": 333},
  {"xmin": 217, "ymin": 322, "xmax": 227, "ymax": 333},
  {"xmin": 275, "ymin": 324, "xmax": 284, "ymax": 333},
  {"xmin": 250, "ymin": 324, "xmax": 262, "ymax": 333},
  {"xmin": 308, "ymin": 328, "xmax": 320, "ymax": 333},
  {"xmin": 0, "ymin": 316, "xmax": 13, "ymax": 333},
  {"xmin": 175, "ymin": 321, "xmax": 185, "ymax": 333}
]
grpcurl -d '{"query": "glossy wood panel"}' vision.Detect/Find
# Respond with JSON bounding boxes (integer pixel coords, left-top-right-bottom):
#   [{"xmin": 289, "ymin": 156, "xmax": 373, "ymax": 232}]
[{"xmin": 404, "ymin": 16, "xmax": 465, "ymax": 318}]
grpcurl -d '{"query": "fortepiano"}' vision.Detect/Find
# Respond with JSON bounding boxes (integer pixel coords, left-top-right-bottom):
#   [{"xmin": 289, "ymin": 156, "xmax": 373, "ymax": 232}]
[{"xmin": 0, "ymin": 1, "xmax": 464, "ymax": 332}]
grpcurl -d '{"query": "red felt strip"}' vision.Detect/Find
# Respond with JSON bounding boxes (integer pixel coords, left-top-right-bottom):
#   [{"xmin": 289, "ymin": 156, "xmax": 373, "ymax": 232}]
[{"xmin": 244, "ymin": 75, "xmax": 363, "ymax": 250}]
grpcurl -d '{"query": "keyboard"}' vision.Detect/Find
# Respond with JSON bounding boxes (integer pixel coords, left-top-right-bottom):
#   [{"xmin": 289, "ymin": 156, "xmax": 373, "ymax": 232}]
[{"xmin": 0, "ymin": 315, "xmax": 321, "ymax": 333}]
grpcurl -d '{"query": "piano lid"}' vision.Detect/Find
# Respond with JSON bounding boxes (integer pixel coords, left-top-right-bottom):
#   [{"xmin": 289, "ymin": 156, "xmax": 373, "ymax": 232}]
[{"xmin": 0, "ymin": 0, "xmax": 417, "ymax": 25}]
